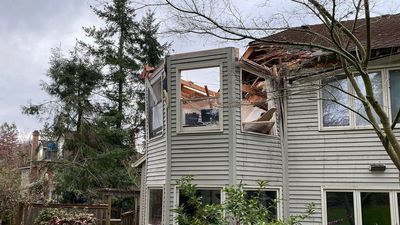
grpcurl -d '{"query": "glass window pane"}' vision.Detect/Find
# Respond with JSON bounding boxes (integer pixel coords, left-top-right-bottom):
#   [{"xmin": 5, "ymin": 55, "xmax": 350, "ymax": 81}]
[
  {"xmin": 179, "ymin": 189, "xmax": 221, "ymax": 217},
  {"xmin": 361, "ymin": 192, "xmax": 391, "ymax": 225},
  {"xmin": 149, "ymin": 189, "xmax": 163, "ymax": 225},
  {"xmin": 397, "ymin": 193, "xmax": 400, "ymax": 222},
  {"xmin": 322, "ymin": 78, "xmax": 350, "ymax": 127},
  {"xmin": 355, "ymin": 72, "xmax": 383, "ymax": 126},
  {"xmin": 148, "ymin": 78, "xmax": 163, "ymax": 138},
  {"xmin": 180, "ymin": 67, "xmax": 221, "ymax": 128},
  {"xmin": 326, "ymin": 192, "xmax": 354, "ymax": 225},
  {"xmin": 390, "ymin": 70, "xmax": 400, "ymax": 124},
  {"xmin": 245, "ymin": 190, "xmax": 277, "ymax": 219}
]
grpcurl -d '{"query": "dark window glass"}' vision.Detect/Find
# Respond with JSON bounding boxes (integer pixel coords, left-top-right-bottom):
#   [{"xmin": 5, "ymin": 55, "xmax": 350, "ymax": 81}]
[
  {"xmin": 179, "ymin": 189, "xmax": 221, "ymax": 216},
  {"xmin": 354, "ymin": 72, "xmax": 383, "ymax": 126},
  {"xmin": 245, "ymin": 190, "xmax": 277, "ymax": 219},
  {"xmin": 397, "ymin": 193, "xmax": 400, "ymax": 222},
  {"xmin": 361, "ymin": 192, "xmax": 390, "ymax": 225},
  {"xmin": 322, "ymin": 77, "xmax": 350, "ymax": 127},
  {"xmin": 390, "ymin": 70, "xmax": 400, "ymax": 124},
  {"xmin": 149, "ymin": 189, "xmax": 163, "ymax": 225},
  {"xmin": 326, "ymin": 192, "xmax": 355, "ymax": 225},
  {"xmin": 148, "ymin": 78, "xmax": 163, "ymax": 138}
]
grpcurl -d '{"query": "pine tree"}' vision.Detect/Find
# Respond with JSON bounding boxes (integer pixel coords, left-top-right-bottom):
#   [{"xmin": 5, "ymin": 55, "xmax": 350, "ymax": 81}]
[
  {"xmin": 81, "ymin": 0, "xmax": 141, "ymax": 129},
  {"xmin": 139, "ymin": 10, "xmax": 170, "ymax": 67}
]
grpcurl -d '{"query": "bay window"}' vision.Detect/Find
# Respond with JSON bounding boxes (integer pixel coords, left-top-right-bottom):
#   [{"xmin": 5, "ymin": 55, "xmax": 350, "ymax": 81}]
[
  {"xmin": 179, "ymin": 67, "xmax": 221, "ymax": 131},
  {"xmin": 241, "ymin": 69, "xmax": 277, "ymax": 135},
  {"xmin": 178, "ymin": 189, "xmax": 221, "ymax": 216},
  {"xmin": 148, "ymin": 77, "xmax": 163, "ymax": 138},
  {"xmin": 245, "ymin": 190, "xmax": 278, "ymax": 219}
]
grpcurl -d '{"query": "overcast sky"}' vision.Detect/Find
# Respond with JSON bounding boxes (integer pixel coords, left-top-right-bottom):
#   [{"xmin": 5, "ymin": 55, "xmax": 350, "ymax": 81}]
[{"xmin": 0, "ymin": 0, "xmax": 399, "ymax": 137}]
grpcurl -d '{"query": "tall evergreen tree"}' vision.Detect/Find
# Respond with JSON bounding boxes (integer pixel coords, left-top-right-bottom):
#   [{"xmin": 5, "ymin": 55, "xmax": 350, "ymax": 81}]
[
  {"xmin": 81, "ymin": 0, "xmax": 141, "ymax": 129},
  {"xmin": 138, "ymin": 10, "xmax": 170, "ymax": 67},
  {"xmin": 23, "ymin": 47, "xmax": 103, "ymax": 134}
]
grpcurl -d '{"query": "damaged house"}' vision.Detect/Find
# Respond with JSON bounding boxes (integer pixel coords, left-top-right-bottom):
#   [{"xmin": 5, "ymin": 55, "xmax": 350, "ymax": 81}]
[{"xmin": 136, "ymin": 14, "xmax": 400, "ymax": 225}]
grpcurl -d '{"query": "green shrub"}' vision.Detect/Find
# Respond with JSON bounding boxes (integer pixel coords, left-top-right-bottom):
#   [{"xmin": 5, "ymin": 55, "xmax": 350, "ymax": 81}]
[
  {"xmin": 173, "ymin": 176, "xmax": 315, "ymax": 225},
  {"xmin": 34, "ymin": 208, "xmax": 96, "ymax": 225}
]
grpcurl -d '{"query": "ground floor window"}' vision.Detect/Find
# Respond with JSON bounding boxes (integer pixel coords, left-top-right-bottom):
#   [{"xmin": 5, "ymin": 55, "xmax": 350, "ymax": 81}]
[
  {"xmin": 148, "ymin": 188, "xmax": 163, "ymax": 225},
  {"xmin": 178, "ymin": 189, "xmax": 221, "ymax": 216},
  {"xmin": 245, "ymin": 190, "xmax": 278, "ymax": 220},
  {"xmin": 325, "ymin": 190, "xmax": 397, "ymax": 225}
]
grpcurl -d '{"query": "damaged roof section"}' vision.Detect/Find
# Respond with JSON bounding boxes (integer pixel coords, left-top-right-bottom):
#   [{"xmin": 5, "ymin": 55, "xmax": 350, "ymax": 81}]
[{"xmin": 242, "ymin": 13, "xmax": 400, "ymax": 82}]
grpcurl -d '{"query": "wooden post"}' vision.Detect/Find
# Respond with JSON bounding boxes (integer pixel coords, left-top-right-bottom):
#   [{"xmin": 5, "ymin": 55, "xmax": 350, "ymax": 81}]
[
  {"xmin": 14, "ymin": 203, "xmax": 24, "ymax": 225},
  {"xmin": 106, "ymin": 195, "xmax": 111, "ymax": 225}
]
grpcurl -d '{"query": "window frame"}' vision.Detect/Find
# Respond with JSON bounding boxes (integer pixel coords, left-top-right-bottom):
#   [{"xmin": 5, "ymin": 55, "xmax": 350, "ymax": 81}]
[
  {"xmin": 239, "ymin": 68, "xmax": 278, "ymax": 136},
  {"xmin": 146, "ymin": 71, "xmax": 164, "ymax": 140},
  {"xmin": 176, "ymin": 62, "xmax": 224, "ymax": 133},
  {"xmin": 243, "ymin": 186, "xmax": 282, "ymax": 220},
  {"xmin": 387, "ymin": 67, "xmax": 400, "ymax": 126},
  {"xmin": 318, "ymin": 69, "xmax": 390, "ymax": 131},
  {"xmin": 173, "ymin": 185, "xmax": 225, "ymax": 225},
  {"xmin": 322, "ymin": 187, "xmax": 400, "ymax": 225},
  {"xmin": 146, "ymin": 186, "xmax": 164, "ymax": 225}
]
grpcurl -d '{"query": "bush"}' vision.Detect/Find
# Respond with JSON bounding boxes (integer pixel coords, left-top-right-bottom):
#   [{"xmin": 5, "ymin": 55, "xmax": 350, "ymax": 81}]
[
  {"xmin": 174, "ymin": 176, "xmax": 315, "ymax": 225},
  {"xmin": 34, "ymin": 208, "xmax": 96, "ymax": 225}
]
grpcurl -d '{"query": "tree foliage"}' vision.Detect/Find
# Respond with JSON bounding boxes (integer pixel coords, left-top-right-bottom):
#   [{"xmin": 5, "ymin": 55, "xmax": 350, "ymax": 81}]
[
  {"xmin": 0, "ymin": 122, "xmax": 19, "ymax": 167},
  {"xmin": 23, "ymin": 0, "xmax": 169, "ymax": 204}
]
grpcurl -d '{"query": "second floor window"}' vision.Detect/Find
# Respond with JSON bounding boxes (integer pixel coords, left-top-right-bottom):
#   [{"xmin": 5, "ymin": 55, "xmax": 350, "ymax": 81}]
[
  {"xmin": 179, "ymin": 67, "xmax": 221, "ymax": 131},
  {"xmin": 320, "ymin": 70, "xmax": 391, "ymax": 129},
  {"xmin": 148, "ymin": 78, "xmax": 163, "ymax": 138}
]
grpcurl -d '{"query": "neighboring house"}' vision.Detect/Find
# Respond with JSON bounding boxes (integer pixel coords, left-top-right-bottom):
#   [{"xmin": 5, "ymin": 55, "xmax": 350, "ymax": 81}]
[
  {"xmin": 137, "ymin": 14, "xmax": 400, "ymax": 225},
  {"xmin": 19, "ymin": 130, "xmax": 64, "ymax": 201}
]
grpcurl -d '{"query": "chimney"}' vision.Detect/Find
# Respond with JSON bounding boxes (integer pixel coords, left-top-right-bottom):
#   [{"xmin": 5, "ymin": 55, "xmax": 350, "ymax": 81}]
[
  {"xmin": 31, "ymin": 130, "xmax": 40, "ymax": 162},
  {"xmin": 29, "ymin": 130, "xmax": 40, "ymax": 183}
]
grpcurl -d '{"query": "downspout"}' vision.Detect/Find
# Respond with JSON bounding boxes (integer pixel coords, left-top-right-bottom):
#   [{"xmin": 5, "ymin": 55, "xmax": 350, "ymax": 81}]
[
  {"xmin": 279, "ymin": 67, "xmax": 290, "ymax": 219},
  {"xmin": 163, "ymin": 55, "xmax": 172, "ymax": 225}
]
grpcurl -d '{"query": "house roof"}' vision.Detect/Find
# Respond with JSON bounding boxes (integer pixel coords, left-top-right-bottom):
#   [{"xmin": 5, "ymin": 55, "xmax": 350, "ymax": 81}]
[
  {"xmin": 242, "ymin": 14, "xmax": 400, "ymax": 73},
  {"xmin": 262, "ymin": 13, "xmax": 400, "ymax": 51}
]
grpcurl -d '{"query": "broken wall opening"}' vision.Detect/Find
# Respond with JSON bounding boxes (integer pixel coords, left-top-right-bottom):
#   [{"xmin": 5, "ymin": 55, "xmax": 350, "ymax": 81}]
[{"xmin": 241, "ymin": 70, "xmax": 276, "ymax": 135}]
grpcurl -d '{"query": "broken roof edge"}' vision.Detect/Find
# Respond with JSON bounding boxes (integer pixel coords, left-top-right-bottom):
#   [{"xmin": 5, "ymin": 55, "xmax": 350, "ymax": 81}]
[
  {"xmin": 239, "ymin": 58, "xmax": 275, "ymax": 79},
  {"xmin": 288, "ymin": 51, "xmax": 400, "ymax": 84},
  {"xmin": 140, "ymin": 59, "xmax": 165, "ymax": 80},
  {"xmin": 132, "ymin": 155, "xmax": 146, "ymax": 168},
  {"xmin": 168, "ymin": 47, "xmax": 238, "ymax": 60}
]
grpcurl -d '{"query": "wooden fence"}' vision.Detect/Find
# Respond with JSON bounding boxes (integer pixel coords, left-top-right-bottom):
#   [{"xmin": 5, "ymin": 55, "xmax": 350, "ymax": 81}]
[
  {"xmin": 21, "ymin": 203, "xmax": 109, "ymax": 225},
  {"xmin": 120, "ymin": 209, "xmax": 139, "ymax": 225}
]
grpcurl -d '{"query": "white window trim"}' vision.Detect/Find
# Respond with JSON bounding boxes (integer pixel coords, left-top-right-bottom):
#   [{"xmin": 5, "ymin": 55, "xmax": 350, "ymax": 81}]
[
  {"xmin": 147, "ymin": 71, "xmax": 164, "ymax": 140},
  {"xmin": 243, "ymin": 186, "xmax": 283, "ymax": 220},
  {"xmin": 173, "ymin": 185, "xmax": 225, "ymax": 225},
  {"xmin": 239, "ymin": 68, "xmax": 278, "ymax": 137},
  {"xmin": 146, "ymin": 185, "xmax": 164, "ymax": 225},
  {"xmin": 322, "ymin": 186, "xmax": 400, "ymax": 225},
  {"xmin": 318, "ymin": 69, "xmax": 391, "ymax": 131},
  {"xmin": 387, "ymin": 67, "xmax": 400, "ymax": 125},
  {"xmin": 176, "ymin": 62, "xmax": 224, "ymax": 133}
]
